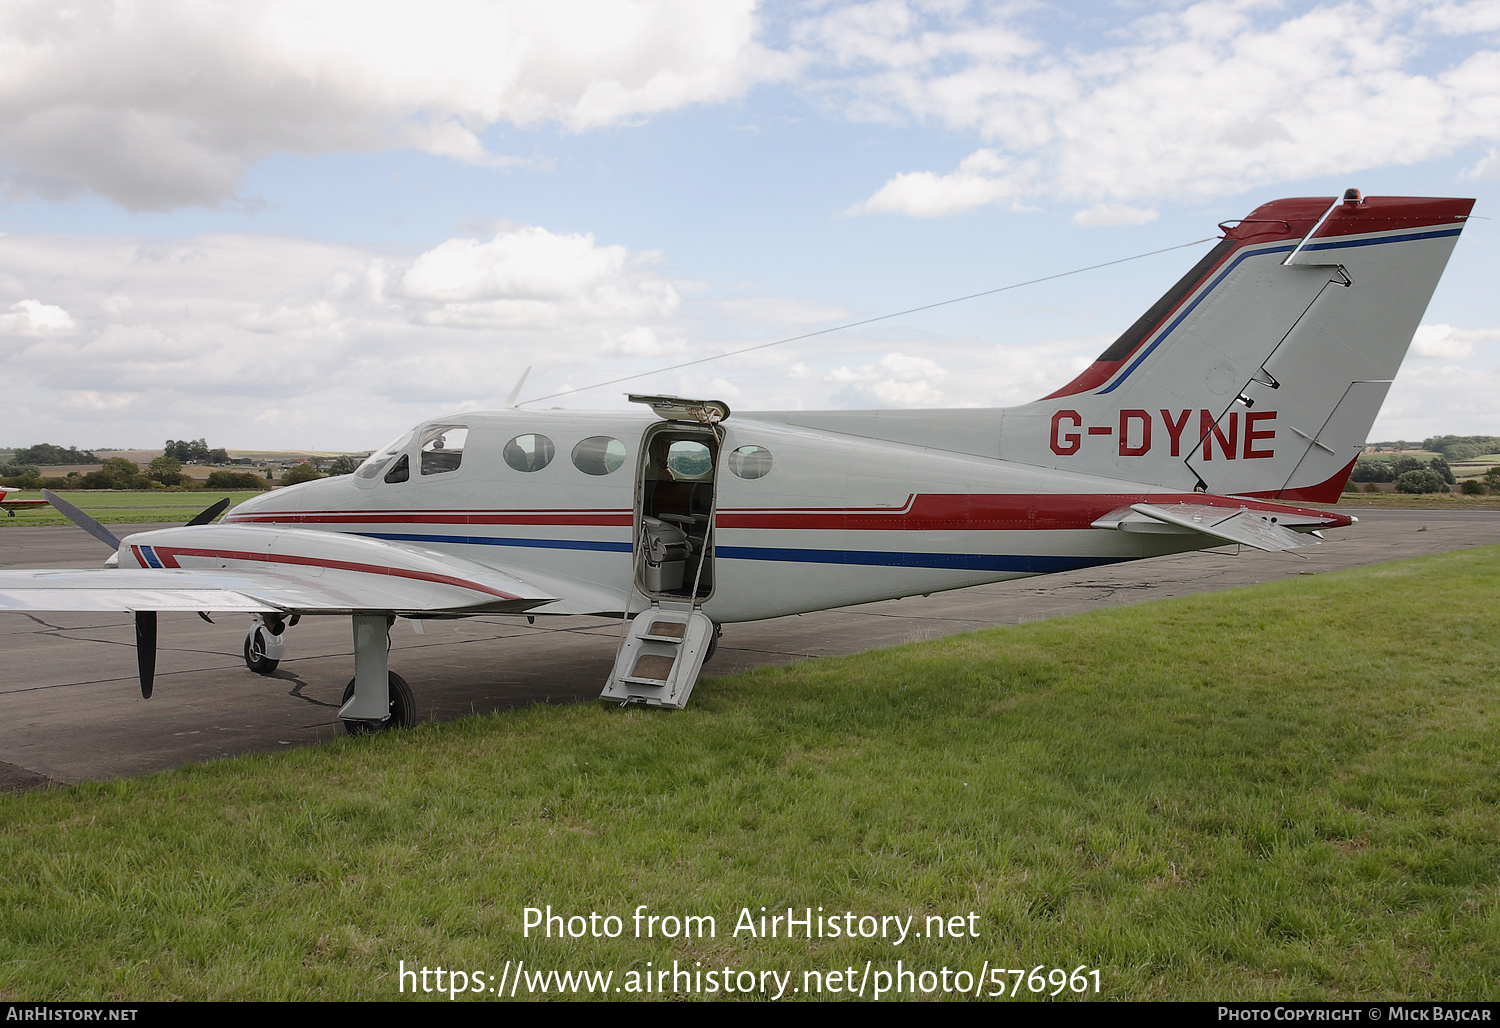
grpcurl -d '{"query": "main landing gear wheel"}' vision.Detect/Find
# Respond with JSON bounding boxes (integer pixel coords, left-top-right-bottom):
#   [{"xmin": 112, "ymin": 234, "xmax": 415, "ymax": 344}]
[
  {"xmin": 243, "ymin": 626, "xmax": 279, "ymax": 674},
  {"xmin": 340, "ymin": 672, "xmax": 416, "ymax": 735}
]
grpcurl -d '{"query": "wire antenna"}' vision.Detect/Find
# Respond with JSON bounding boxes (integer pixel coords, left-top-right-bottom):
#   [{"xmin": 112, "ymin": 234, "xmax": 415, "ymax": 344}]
[{"xmin": 517, "ymin": 236, "xmax": 1218, "ymax": 407}]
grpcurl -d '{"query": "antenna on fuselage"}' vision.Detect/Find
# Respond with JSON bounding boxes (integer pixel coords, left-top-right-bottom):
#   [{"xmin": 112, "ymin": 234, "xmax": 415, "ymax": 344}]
[{"xmin": 504, "ymin": 366, "xmax": 532, "ymax": 408}]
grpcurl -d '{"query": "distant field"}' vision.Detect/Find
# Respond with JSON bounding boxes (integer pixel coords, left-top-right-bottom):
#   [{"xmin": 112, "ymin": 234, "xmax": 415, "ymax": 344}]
[
  {"xmin": 1, "ymin": 491, "xmax": 269, "ymax": 527},
  {"xmin": 1358, "ymin": 450, "xmax": 1441, "ymax": 461},
  {"xmin": 1, "ymin": 548, "xmax": 1498, "ymax": 1000},
  {"xmin": 1335, "ymin": 492, "xmax": 1500, "ymax": 507}
]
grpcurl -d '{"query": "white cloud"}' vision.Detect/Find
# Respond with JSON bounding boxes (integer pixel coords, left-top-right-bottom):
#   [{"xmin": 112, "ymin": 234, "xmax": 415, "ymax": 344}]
[
  {"xmin": 0, "ymin": 298, "xmax": 76, "ymax": 335},
  {"xmin": 0, "ymin": 226, "xmax": 695, "ymax": 445},
  {"xmin": 400, "ymin": 226, "xmax": 680, "ymax": 328},
  {"xmin": 7, "ymin": 1, "xmax": 1496, "ymax": 219},
  {"xmin": 822, "ymin": 1, "xmax": 1500, "ymax": 216},
  {"xmin": 0, "ymin": 0, "xmax": 790, "ymax": 209},
  {"xmin": 848, "ymin": 149, "xmax": 1031, "ymax": 216},
  {"xmin": 1070, "ymin": 203, "xmax": 1159, "ymax": 228},
  {"xmin": 793, "ymin": 350, "xmax": 948, "ymax": 406},
  {"xmin": 1411, "ymin": 322, "xmax": 1500, "ymax": 360}
]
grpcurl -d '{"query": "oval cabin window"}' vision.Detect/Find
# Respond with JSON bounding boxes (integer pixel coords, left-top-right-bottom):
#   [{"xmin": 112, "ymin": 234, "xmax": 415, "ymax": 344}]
[
  {"xmin": 571, "ymin": 436, "xmax": 627, "ymax": 476},
  {"xmin": 503, "ymin": 434, "xmax": 556, "ymax": 473},
  {"xmin": 729, "ymin": 444, "xmax": 772, "ymax": 480}
]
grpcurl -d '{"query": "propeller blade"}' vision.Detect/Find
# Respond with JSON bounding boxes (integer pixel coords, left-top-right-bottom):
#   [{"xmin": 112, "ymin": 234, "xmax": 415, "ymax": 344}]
[
  {"xmin": 40, "ymin": 489, "xmax": 122, "ymax": 550},
  {"xmin": 187, "ymin": 497, "xmax": 231, "ymax": 526},
  {"xmin": 134, "ymin": 610, "xmax": 157, "ymax": 699}
]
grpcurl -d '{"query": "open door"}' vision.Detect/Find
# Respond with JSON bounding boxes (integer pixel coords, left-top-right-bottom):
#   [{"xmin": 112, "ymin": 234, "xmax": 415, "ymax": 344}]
[
  {"xmin": 602, "ymin": 395, "xmax": 728, "ymax": 708},
  {"xmin": 634, "ymin": 422, "xmax": 719, "ymax": 602}
]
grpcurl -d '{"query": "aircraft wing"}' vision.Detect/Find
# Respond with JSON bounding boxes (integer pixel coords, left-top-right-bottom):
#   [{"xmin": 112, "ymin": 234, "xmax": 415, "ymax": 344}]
[
  {"xmin": 0, "ymin": 526, "xmax": 556, "ymax": 615},
  {"xmin": 1, "ymin": 499, "xmax": 49, "ymax": 515},
  {"xmin": 1091, "ymin": 501, "xmax": 1327, "ymax": 552}
]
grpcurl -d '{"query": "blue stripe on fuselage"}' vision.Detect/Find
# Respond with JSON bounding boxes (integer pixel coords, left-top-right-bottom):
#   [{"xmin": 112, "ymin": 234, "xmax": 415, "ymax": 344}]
[{"xmin": 357, "ymin": 531, "xmax": 1128, "ymax": 574}]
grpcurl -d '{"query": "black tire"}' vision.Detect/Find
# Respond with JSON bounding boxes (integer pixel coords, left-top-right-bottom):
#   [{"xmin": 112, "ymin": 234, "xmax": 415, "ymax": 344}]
[
  {"xmin": 339, "ymin": 671, "xmax": 416, "ymax": 735},
  {"xmin": 704, "ymin": 623, "xmax": 721, "ymax": 663},
  {"xmin": 243, "ymin": 627, "xmax": 279, "ymax": 675}
]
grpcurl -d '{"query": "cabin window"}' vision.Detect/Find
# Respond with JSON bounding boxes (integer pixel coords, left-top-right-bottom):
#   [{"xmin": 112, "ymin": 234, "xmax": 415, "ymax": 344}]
[
  {"xmin": 666, "ymin": 440, "xmax": 713, "ymax": 480},
  {"xmin": 355, "ymin": 428, "xmax": 416, "ymax": 480},
  {"xmin": 729, "ymin": 444, "xmax": 772, "ymax": 480},
  {"xmin": 421, "ymin": 425, "xmax": 468, "ymax": 475},
  {"xmin": 383, "ymin": 454, "xmax": 410, "ymax": 484},
  {"xmin": 503, "ymin": 433, "xmax": 555, "ymax": 473},
  {"xmin": 571, "ymin": 435, "xmax": 627, "ymax": 476}
]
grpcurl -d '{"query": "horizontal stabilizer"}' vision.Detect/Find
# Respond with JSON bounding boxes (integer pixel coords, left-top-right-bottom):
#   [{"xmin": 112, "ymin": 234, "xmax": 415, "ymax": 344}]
[{"xmin": 1092, "ymin": 503, "xmax": 1319, "ymax": 552}]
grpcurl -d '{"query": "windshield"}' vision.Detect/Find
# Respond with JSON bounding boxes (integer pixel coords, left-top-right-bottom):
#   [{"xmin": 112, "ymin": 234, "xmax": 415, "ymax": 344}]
[{"xmin": 355, "ymin": 428, "xmax": 417, "ymax": 480}]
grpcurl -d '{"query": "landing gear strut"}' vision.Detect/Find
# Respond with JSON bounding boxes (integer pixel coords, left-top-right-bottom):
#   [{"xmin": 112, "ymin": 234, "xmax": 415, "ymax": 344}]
[
  {"xmin": 338, "ymin": 613, "xmax": 414, "ymax": 734},
  {"xmin": 339, "ymin": 672, "xmax": 415, "ymax": 735}
]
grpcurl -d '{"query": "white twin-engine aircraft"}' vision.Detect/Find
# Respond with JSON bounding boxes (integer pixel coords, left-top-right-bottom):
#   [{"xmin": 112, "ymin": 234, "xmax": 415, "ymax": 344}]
[{"xmin": 0, "ymin": 191, "xmax": 1473, "ymax": 732}]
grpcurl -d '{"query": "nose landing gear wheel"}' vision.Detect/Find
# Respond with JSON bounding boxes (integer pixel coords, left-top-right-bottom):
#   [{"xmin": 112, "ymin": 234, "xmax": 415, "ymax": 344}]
[
  {"xmin": 339, "ymin": 672, "xmax": 416, "ymax": 735},
  {"xmin": 243, "ymin": 627, "xmax": 279, "ymax": 674}
]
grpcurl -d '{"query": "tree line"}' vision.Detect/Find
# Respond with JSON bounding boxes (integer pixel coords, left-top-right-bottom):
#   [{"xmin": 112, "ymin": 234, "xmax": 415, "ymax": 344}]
[{"xmin": 3, "ymin": 440, "xmax": 368, "ymax": 491}]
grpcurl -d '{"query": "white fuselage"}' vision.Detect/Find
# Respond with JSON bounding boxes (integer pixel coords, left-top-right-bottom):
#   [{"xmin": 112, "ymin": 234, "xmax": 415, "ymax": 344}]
[{"xmin": 221, "ymin": 408, "xmax": 1299, "ymax": 624}]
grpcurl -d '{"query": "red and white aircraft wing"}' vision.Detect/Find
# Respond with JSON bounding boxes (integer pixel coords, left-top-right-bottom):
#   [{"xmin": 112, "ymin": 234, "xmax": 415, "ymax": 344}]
[{"xmin": 0, "ymin": 527, "xmax": 554, "ymax": 614}]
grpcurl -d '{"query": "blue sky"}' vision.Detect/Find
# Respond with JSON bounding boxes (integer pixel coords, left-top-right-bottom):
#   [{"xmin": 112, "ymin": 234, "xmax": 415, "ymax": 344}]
[{"xmin": 1, "ymin": 0, "xmax": 1497, "ymax": 451}]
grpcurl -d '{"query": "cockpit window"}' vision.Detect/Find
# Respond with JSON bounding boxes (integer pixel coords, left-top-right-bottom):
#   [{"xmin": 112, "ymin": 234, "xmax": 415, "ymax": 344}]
[
  {"xmin": 503, "ymin": 433, "xmax": 556, "ymax": 473},
  {"xmin": 383, "ymin": 454, "xmax": 410, "ymax": 484},
  {"xmin": 571, "ymin": 436, "xmax": 627, "ymax": 476},
  {"xmin": 420, "ymin": 425, "xmax": 468, "ymax": 475},
  {"xmin": 355, "ymin": 428, "xmax": 416, "ymax": 480}
]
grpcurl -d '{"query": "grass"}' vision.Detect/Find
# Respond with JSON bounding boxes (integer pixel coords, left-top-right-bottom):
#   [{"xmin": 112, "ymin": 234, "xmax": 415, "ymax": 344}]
[
  {"xmin": 0, "ymin": 490, "xmax": 268, "ymax": 527},
  {"xmin": 2, "ymin": 548, "xmax": 1500, "ymax": 1001}
]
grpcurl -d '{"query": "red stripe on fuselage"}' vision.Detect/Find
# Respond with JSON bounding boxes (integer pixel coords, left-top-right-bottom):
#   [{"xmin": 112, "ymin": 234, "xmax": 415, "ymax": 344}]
[
  {"xmin": 150, "ymin": 547, "xmax": 522, "ymax": 600},
  {"xmin": 224, "ymin": 508, "xmax": 633, "ymax": 527},
  {"xmin": 718, "ymin": 493, "xmax": 1350, "ymax": 530},
  {"xmin": 221, "ymin": 493, "xmax": 1352, "ymax": 534}
]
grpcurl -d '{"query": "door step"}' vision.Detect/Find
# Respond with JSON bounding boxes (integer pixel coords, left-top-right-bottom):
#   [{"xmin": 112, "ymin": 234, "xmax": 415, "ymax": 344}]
[{"xmin": 600, "ymin": 606, "xmax": 715, "ymax": 709}]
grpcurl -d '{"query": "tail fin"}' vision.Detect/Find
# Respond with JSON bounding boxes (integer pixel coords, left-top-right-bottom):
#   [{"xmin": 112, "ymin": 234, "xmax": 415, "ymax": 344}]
[{"xmin": 998, "ymin": 192, "xmax": 1472, "ymax": 501}]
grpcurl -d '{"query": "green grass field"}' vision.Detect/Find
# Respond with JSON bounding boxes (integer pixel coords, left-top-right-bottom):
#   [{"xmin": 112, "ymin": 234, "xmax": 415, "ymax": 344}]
[
  {"xmin": 2, "ymin": 548, "xmax": 1499, "ymax": 1001},
  {"xmin": 1, "ymin": 490, "xmax": 268, "ymax": 527}
]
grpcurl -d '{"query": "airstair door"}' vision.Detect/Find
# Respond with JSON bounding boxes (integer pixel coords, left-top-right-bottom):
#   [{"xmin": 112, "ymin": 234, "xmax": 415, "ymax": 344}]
[
  {"xmin": 601, "ymin": 396, "xmax": 727, "ymax": 709},
  {"xmin": 600, "ymin": 604, "xmax": 716, "ymax": 708}
]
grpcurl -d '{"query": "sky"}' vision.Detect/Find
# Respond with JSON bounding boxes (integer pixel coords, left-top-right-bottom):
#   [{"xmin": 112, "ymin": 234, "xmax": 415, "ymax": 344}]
[{"xmin": 1, "ymin": 0, "xmax": 1498, "ymax": 453}]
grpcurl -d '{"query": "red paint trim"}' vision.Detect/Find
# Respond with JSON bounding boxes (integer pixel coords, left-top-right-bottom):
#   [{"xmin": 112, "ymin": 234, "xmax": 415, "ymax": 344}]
[
  {"xmin": 717, "ymin": 493, "xmax": 1351, "ymax": 531},
  {"xmin": 225, "ymin": 508, "xmax": 633, "ymax": 527},
  {"xmin": 1237, "ymin": 456, "xmax": 1361, "ymax": 506},
  {"xmin": 152, "ymin": 547, "xmax": 522, "ymax": 601},
  {"xmin": 1265, "ymin": 195, "xmax": 1473, "ymax": 241},
  {"xmin": 219, "ymin": 494, "xmax": 1351, "ymax": 536},
  {"xmin": 1042, "ymin": 238, "xmax": 1244, "ymax": 400}
]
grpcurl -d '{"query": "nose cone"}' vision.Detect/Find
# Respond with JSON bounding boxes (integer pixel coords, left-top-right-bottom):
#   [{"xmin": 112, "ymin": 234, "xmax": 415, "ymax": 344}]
[{"xmin": 223, "ymin": 473, "xmax": 357, "ymax": 524}]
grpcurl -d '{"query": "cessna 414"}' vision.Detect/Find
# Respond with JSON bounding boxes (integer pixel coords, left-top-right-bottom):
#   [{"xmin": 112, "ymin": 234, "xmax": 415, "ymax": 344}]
[{"xmin": 0, "ymin": 191, "xmax": 1473, "ymax": 733}]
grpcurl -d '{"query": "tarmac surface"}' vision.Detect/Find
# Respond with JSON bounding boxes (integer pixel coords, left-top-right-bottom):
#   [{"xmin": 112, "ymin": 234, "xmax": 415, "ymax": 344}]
[{"xmin": 3, "ymin": 507, "xmax": 1498, "ymax": 790}]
